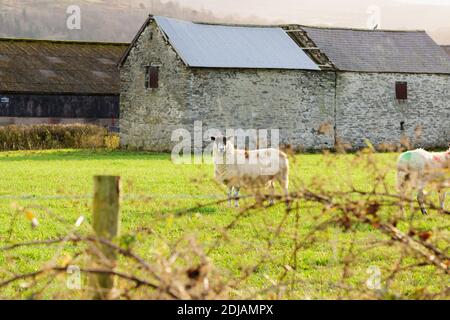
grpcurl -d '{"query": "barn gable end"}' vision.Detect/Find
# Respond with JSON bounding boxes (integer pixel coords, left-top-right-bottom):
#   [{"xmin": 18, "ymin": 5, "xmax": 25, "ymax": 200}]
[{"xmin": 119, "ymin": 17, "xmax": 193, "ymax": 150}]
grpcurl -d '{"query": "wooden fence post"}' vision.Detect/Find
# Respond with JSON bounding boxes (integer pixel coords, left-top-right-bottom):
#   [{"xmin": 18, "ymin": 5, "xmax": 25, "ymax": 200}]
[{"xmin": 91, "ymin": 175, "xmax": 121, "ymax": 300}]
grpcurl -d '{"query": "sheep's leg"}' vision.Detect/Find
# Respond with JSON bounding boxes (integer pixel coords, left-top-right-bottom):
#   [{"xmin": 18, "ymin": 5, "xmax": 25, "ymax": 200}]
[
  {"xmin": 396, "ymin": 170, "xmax": 409, "ymax": 192},
  {"xmin": 439, "ymin": 191, "xmax": 446, "ymax": 211},
  {"xmin": 417, "ymin": 189, "xmax": 427, "ymax": 215},
  {"xmin": 227, "ymin": 186, "xmax": 233, "ymax": 207},
  {"xmin": 396, "ymin": 170, "xmax": 409, "ymax": 217},
  {"xmin": 234, "ymin": 187, "xmax": 240, "ymax": 208},
  {"xmin": 279, "ymin": 176, "xmax": 290, "ymax": 208},
  {"xmin": 284, "ymin": 188, "xmax": 291, "ymax": 208},
  {"xmin": 269, "ymin": 181, "xmax": 275, "ymax": 205}
]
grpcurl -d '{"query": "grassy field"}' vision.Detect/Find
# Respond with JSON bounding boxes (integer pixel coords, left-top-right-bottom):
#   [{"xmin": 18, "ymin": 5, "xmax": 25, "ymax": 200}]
[{"xmin": 0, "ymin": 149, "xmax": 448, "ymax": 299}]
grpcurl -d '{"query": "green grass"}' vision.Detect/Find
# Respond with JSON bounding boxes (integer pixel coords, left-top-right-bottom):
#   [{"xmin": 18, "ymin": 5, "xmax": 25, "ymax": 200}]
[{"xmin": 0, "ymin": 149, "xmax": 448, "ymax": 299}]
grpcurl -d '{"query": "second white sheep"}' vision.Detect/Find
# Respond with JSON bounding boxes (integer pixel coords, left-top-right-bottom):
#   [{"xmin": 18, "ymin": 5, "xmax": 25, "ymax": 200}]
[{"xmin": 397, "ymin": 147, "xmax": 449, "ymax": 214}]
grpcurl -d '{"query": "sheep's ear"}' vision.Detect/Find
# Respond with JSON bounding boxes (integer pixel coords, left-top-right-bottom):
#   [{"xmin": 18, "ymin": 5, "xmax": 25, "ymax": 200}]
[{"xmin": 211, "ymin": 136, "xmax": 216, "ymax": 141}]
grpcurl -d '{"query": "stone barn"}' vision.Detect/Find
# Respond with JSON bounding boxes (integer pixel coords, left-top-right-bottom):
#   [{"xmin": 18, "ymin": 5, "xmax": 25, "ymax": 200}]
[
  {"xmin": 119, "ymin": 16, "xmax": 335, "ymax": 151},
  {"xmin": 119, "ymin": 15, "xmax": 450, "ymax": 151},
  {"xmin": 0, "ymin": 38, "xmax": 128, "ymax": 128}
]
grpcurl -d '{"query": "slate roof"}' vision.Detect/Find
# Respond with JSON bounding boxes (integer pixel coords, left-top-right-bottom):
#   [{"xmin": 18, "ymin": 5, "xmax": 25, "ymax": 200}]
[
  {"xmin": 302, "ymin": 27, "xmax": 450, "ymax": 74},
  {"xmin": 0, "ymin": 38, "xmax": 128, "ymax": 94},
  {"xmin": 442, "ymin": 45, "xmax": 450, "ymax": 56},
  {"xmin": 154, "ymin": 16, "xmax": 319, "ymax": 70}
]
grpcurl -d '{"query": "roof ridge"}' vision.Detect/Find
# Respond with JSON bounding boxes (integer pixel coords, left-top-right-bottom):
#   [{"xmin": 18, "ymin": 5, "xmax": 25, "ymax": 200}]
[
  {"xmin": 152, "ymin": 15, "xmax": 427, "ymax": 33},
  {"xmin": 153, "ymin": 14, "xmax": 280, "ymax": 28},
  {"xmin": 153, "ymin": 15, "xmax": 427, "ymax": 33},
  {"xmin": 0, "ymin": 37, "xmax": 129, "ymax": 46},
  {"xmin": 298, "ymin": 24, "xmax": 426, "ymax": 33}
]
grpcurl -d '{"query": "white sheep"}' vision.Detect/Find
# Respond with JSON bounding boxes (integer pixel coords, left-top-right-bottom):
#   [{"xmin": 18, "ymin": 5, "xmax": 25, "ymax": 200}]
[
  {"xmin": 211, "ymin": 136, "xmax": 289, "ymax": 207},
  {"xmin": 397, "ymin": 147, "xmax": 449, "ymax": 214}
]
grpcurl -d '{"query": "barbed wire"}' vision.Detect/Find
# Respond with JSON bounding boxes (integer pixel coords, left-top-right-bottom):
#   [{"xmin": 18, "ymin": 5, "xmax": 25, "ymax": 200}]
[{"xmin": 0, "ymin": 193, "xmax": 229, "ymax": 201}]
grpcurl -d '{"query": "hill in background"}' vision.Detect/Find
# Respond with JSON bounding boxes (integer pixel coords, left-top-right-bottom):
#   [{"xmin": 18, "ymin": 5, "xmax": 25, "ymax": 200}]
[{"xmin": 0, "ymin": 0, "xmax": 449, "ymax": 44}]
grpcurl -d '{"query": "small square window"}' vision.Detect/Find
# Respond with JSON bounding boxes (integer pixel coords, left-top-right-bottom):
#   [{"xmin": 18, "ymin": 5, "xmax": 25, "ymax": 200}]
[
  {"xmin": 395, "ymin": 82, "xmax": 407, "ymax": 100},
  {"xmin": 145, "ymin": 66, "xmax": 159, "ymax": 89}
]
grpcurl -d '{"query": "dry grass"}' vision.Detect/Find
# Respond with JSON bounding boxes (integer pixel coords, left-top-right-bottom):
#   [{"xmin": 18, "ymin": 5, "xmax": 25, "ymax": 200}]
[{"xmin": 0, "ymin": 124, "xmax": 116, "ymax": 151}]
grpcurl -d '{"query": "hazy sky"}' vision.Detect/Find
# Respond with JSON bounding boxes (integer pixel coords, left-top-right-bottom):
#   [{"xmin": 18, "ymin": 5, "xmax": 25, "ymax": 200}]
[
  {"xmin": 1, "ymin": 0, "xmax": 449, "ymax": 43},
  {"xmin": 159, "ymin": 0, "xmax": 450, "ymax": 43},
  {"xmin": 165, "ymin": 0, "xmax": 450, "ymax": 25}
]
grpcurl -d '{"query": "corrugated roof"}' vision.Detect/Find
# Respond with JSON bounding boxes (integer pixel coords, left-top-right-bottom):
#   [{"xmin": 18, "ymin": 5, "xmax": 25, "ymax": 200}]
[
  {"xmin": 302, "ymin": 27, "xmax": 450, "ymax": 74},
  {"xmin": 154, "ymin": 16, "xmax": 319, "ymax": 70},
  {"xmin": 0, "ymin": 38, "xmax": 128, "ymax": 94}
]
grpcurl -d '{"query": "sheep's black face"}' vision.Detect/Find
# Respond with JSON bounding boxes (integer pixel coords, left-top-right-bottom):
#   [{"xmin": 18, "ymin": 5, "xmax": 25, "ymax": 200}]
[{"xmin": 211, "ymin": 136, "xmax": 227, "ymax": 155}]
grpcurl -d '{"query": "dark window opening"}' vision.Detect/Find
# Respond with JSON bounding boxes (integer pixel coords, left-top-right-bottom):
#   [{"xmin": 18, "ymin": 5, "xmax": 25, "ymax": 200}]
[
  {"xmin": 395, "ymin": 82, "xmax": 407, "ymax": 100},
  {"xmin": 400, "ymin": 121, "xmax": 405, "ymax": 131},
  {"xmin": 145, "ymin": 66, "xmax": 159, "ymax": 89}
]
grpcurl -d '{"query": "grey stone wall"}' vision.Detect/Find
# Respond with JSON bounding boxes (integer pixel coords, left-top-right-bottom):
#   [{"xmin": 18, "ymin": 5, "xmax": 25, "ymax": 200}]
[
  {"xmin": 187, "ymin": 69, "xmax": 336, "ymax": 150},
  {"xmin": 336, "ymin": 72, "xmax": 450, "ymax": 149},
  {"xmin": 120, "ymin": 20, "xmax": 336, "ymax": 151}
]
